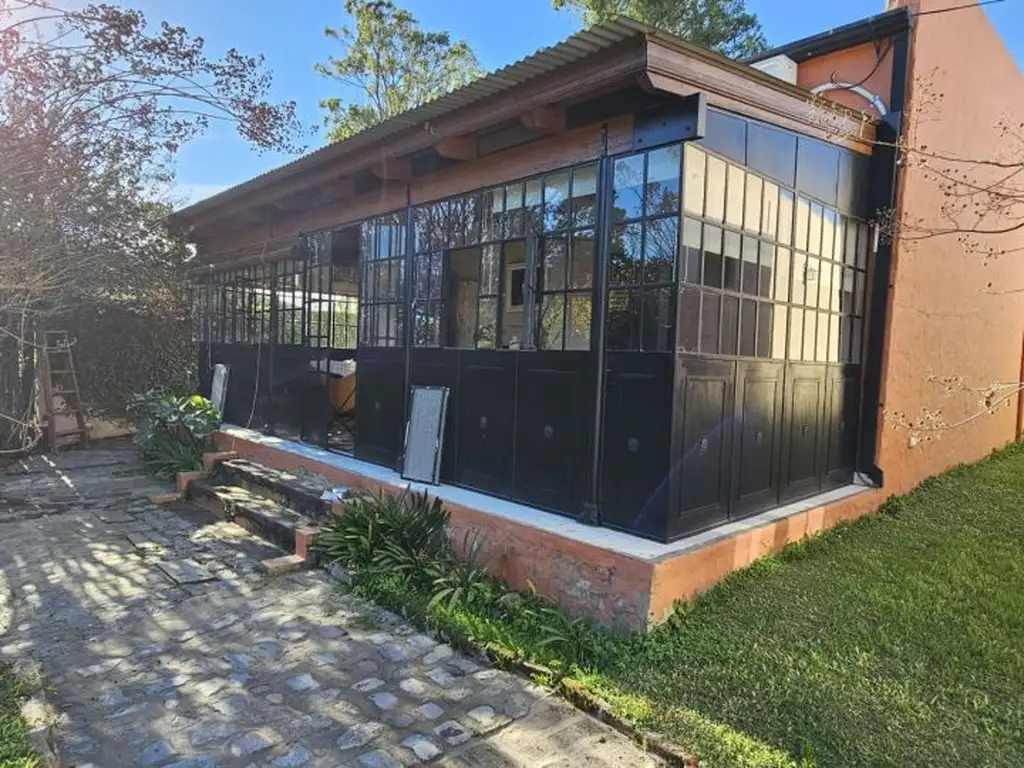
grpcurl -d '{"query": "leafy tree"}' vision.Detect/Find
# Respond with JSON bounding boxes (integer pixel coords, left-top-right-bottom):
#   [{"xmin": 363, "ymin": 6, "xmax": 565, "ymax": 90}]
[
  {"xmin": 317, "ymin": 0, "xmax": 481, "ymax": 142},
  {"xmin": 553, "ymin": 0, "xmax": 768, "ymax": 59},
  {"xmin": 0, "ymin": 0, "xmax": 302, "ymax": 447}
]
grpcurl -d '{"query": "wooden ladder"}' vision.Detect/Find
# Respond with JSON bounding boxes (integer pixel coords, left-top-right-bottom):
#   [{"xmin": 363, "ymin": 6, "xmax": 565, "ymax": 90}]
[{"xmin": 39, "ymin": 330, "xmax": 89, "ymax": 452}]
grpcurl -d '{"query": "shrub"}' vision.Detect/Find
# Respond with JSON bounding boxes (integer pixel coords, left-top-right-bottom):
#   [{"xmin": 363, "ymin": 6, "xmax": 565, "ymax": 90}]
[{"xmin": 128, "ymin": 391, "xmax": 220, "ymax": 479}]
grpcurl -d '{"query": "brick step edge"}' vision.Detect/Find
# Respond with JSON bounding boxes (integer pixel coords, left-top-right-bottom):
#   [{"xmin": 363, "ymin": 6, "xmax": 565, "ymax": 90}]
[
  {"xmin": 186, "ymin": 478, "xmax": 311, "ymax": 555},
  {"xmin": 216, "ymin": 459, "xmax": 339, "ymax": 522}
]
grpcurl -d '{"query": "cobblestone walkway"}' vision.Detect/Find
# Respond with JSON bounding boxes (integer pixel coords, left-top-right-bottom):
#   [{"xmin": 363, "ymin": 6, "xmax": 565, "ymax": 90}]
[{"xmin": 0, "ymin": 442, "xmax": 658, "ymax": 767}]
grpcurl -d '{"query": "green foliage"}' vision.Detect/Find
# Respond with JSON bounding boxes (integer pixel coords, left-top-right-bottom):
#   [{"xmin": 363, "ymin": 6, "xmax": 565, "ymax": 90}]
[
  {"xmin": 554, "ymin": 0, "xmax": 767, "ymax": 59},
  {"xmin": 0, "ymin": 664, "xmax": 39, "ymax": 767},
  {"xmin": 61, "ymin": 300, "xmax": 196, "ymax": 419},
  {"xmin": 128, "ymin": 391, "xmax": 220, "ymax": 479},
  {"xmin": 316, "ymin": 0, "xmax": 481, "ymax": 141},
  {"xmin": 317, "ymin": 445, "xmax": 1024, "ymax": 767}
]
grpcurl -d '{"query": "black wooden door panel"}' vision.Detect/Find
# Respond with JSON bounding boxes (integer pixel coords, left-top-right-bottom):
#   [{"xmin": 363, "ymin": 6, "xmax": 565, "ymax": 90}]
[
  {"xmin": 600, "ymin": 352, "xmax": 673, "ymax": 540},
  {"xmin": 513, "ymin": 353, "xmax": 593, "ymax": 516},
  {"xmin": 731, "ymin": 361, "xmax": 785, "ymax": 518},
  {"xmin": 670, "ymin": 356, "xmax": 734, "ymax": 539},
  {"xmin": 823, "ymin": 364, "xmax": 860, "ymax": 489},
  {"xmin": 410, "ymin": 348, "xmax": 460, "ymax": 481},
  {"xmin": 456, "ymin": 352, "xmax": 515, "ymax": 496},
  {"xmin": 781, "ymin": 363, "xmax": 826, "ymax": 503},
  {"xmin": 354, "ymin": 349, "xmax": 405, "ymax": 468}
]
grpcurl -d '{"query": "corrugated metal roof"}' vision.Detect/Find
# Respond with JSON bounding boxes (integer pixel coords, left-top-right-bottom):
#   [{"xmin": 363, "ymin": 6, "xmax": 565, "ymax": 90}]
[{"xmin": 171, "ymin": 18, "xmax": 654, "ymax": 224}]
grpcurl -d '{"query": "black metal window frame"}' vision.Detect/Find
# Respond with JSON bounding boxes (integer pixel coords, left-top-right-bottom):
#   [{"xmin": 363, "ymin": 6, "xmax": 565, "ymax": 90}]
[
  {"xmin": 302, "ymin": 230, "xmax": 359, "ymax": 350},
  {"xmin": 606, "ymin": 143, "xmax": 683, "ymax": 353},
  {"xmin": 360, "ymin": 212, "xmax": 407, "ymax": 348},
  {"xmin": 410, "ymin": 160, "xmax": 599, "ymax": 351},
  {"xmin": 274, "ymin": 257, "xmax": 305, "ymax": 346},
  {"xmin": 678, "ymin": 142, "xmax": 871, "ymax": 364},
  {"xmin": 194, "ymin": 263, "xmax": 274, "ymax": 345}
]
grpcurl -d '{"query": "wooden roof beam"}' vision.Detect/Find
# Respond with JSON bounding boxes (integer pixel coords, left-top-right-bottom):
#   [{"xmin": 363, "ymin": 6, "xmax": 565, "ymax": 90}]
[
  {"xmin": 435, "ymin": 135, "xmax": 477, "ymax": 161},
  {"xmin": 520, "ymin": 105, "xmax": 565, "ymax": 133}
]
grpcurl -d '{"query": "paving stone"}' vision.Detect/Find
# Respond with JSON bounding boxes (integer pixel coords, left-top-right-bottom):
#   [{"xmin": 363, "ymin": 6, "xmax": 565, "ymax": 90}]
[
  {"xmin": 370, "ymin": 691, "xmax": 398, "ymax": 710},
  {"xmin": 253, "ymin": 641, "xmax": 284, "ymax": 660},
  {"xmin": 399, "ymin": 677, "xmax": 429, "ymax": 697},
  {"xmin": 403, "ymin": 734, "xmax": 443, "ymax": 762},
  {"xmin": 164, "ymin": 758, "xmax": 213, "ymax": 768},
  {"xmin": 136, "ymin": 740, "xmax": 175, "ymax": 766},
  {"xmin": 417, "ymin": 701, "xmax": 444, "ymax": 720},
  {"xmin": 225, "ymin": 652, "xmax": 251, "ymax": 668},
  {"xmin": 337, "ymin": 721, "xmax": 385, "ymax": 750},
  {"xmin": 356, "ymin": 750, "xmax": 403, "ymax": 768},
  {"xmin": 230, "ymin": 728, "xmax": 281, "ymax": 757},
  {"xmin": 388, "ymin": 713, "xmax": 414, "ymax": 728},
  {"xmin": 267, "ymin": 693, "xmax": 284, "ymax": 704},
  {"xmin": 279, "ymin": 626, "xmax": 308, "ymax": 641},
  {"xmin": 467, "ymin": 705, "xmax": 509, "ymax": 733},
  {"xmin": 317, "ymin": 625, "xmax": 345, "ymax": 639},
  {"xmin": 195, "ymin": 677, "xmax": 228, "ymax": 698},
  {"xmin": 442, "ymin": 686, "xmax": 472, "ymax": 702},
  {"xmin": 353, "ymin": 677, "xmax": 385, "ymax": 692},
  {"xmin": 449, "ymin": 657, "xmax": 481, "ymax": 674},
  {"xmin": 134, "ymin": 642, "xmax": 168, "ymax": 657},
  {"xmin": 95, "ymin": 687, "xmax": 129, "ymax": 708},
  {"xmin": 189, "ymin": 722, "xmax": 236, "ymax": 748},
  {"xmin": 288, "ymin": 672, "xmax": 319, "ymax": 691},
  {"xmin": 313, "ymin": 651, "xmax": 338, "ymax": 666},
  {"xmin": 272, "ymin": 745, "xmax": 313, "ymax": 767},
  {"xmin": 425, "ymin": 667, "xmax": 457, "ymax": 687},
  {"xmin": 156, "ymin": 559, "xmax": 216, "ymax": 584},
  {"xmin": 379, "ymin": 643, "xmax": 408, "ymax": 662},
  {"xmin": 229, "ymin": 669, "xmax": 250, "ymax": 686},
  {"xmin": 421, "ymin": 644, "xmax": 454, "ymax": 665},
  {"xmin": 356, "ymin": 660, "xmax": 380, "ymax": 674},
  {"xmin": 434, "ymin": 720, "xmax": 472, "ymax": 746},
  {"xmin": 212, "ymin": 693, "xmax": 249, "ymax": 716}
]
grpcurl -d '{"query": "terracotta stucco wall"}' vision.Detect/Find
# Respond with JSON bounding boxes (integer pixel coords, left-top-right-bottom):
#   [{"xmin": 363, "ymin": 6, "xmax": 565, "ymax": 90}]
[
  {"xmin": 879, "ymin": 0, "xmax": 1024, "ymax": 493},
  {"xmin": 797, "ymin": 41, "xmax": 895, "ymax": 118}
]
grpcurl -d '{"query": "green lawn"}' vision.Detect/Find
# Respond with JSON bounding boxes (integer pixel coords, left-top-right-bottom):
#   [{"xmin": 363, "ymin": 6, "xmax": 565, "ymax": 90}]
[
  {"xmin": 586, "ymin": 444, "xmax": 1024, "ymax": 766},
  {"xmin": 0, "ymin": 664, "xmax": 38, "ymax": 768}
]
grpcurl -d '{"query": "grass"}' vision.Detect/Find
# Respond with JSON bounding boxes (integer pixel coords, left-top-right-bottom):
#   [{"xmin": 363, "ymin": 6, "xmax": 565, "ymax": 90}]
[
  {"xmin": 329, "ymin": 445, "xmax": 1024, "ymax": 767},
  {"xmin": 0, "ymin": 664, "xmax": 39, "ymax": 768}
]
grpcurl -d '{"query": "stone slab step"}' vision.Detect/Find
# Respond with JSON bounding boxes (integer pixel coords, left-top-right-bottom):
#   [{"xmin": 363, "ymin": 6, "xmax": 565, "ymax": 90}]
[
  {"xmin": 187, "ymin": 478, "xmax": 311, "ymax": 554},
  {"xmin": 215, "ymin": 458, "xmax": 347, "ymax": 523}
]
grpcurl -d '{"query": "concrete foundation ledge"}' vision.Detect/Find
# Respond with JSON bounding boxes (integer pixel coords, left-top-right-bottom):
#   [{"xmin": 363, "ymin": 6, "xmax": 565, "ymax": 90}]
[{"xmin": 214, "ymin": 426, "xmax": 882, "ymax": 631}]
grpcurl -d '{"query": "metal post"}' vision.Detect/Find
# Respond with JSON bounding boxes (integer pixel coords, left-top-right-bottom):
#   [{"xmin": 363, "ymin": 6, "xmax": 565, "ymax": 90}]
[{"xmin": 581, "ymin": 124, "xmax": 612, "ymax": 526}]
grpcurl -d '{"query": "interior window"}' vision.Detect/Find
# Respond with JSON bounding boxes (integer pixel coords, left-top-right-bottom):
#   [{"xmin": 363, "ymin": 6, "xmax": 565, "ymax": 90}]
[
  {"xmin": 500, "ymin": 239, "xmax": 528, "ymax": 349},
  {"xmin": 447, "ymin": 247, "xmax": 481, "ymax": 348}
]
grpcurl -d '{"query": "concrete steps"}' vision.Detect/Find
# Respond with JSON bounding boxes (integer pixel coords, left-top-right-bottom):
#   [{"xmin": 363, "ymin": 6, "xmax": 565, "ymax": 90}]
[
  {"xmin": 216, "ymin": 458, "xmax": 344, "ymax": 523},
  {"xmin": 187, "ymin": 478, "xmax": 311, "ymax": 555}
]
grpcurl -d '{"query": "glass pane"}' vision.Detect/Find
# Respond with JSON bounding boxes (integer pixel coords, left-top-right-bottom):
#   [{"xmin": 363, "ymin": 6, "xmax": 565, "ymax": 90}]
[
  {"xmin": 501, "ymin": 239, "xmax": 528, "ymax": 348},
  {"xmin": 778, "ymin": 189, "xmax": 794, "ymax": 245},
  {"xmin": 684, "ymin": 144, "xmax": 706, "ymax": 216},
  {"xmin": 851, "ymin": 316, "xmax": 863, "ymax": 362},
  {"xmin": 642, "ymin": 287, "xmax": 673, "ymax": 352},
  {"xmin": 682, "ymin": 218, "xmax": 702, "ymax": 284},
  {"xmin": 723, "ymin": 230, "xmax": 741, "ymax": 291},
  {"xmin": 802, "ymin": 310, "xmax": 817, "ymax": 361},
  {"xmin": 429, "ymin": 254, "xmax": 444, "ymax": 299},
  {"xmin": 795, "ymin": 197, "xmax": 810, "ymax": 252},
  {"xmin": 482, "ymin": 187, "xmax": 503, "ymax": 241},
  {"xmin": 740, "ymin": 298, "xmax": 756, "ymax": 357},
  {"xmin": 610, "ymin": 222, "xmax": 643, "ymax": 286},
  {"xmin": 607, "ymin": 289, "xmax": 637, "ymax": 351},
  {"xmin": 470, "ymin": 297, "xmax": 494, "ymax": 350},
  {"xmin": 854, "ymin": 269, "xmax": 865, "ymax": 316},
  {"xmin": 525, "ymin": 178, "xmax": 543, "ymax": 232},
  {"xmin": 843, "ymin": 218, "xmax": 860, "ymax": 266},
  {"xmin": 543, "ymin": 236, "xmax": 568, "ymax": 292},
  {"xmin": 700, "ymin": 291, "xmax": 720, "ymax": 354},
  {"xmin": 565, "ymin": 295, "xmax": 592, "ymax": 350},
  {"xmin": 644, "ymin": 217, "xmax": 678, "ymax": 285},
  {"xmin": 415, "ymin": 204, "xmax": 447, "ymax": 253},
  {"xmin": 544, "ymin": 171, "xmax": 570, "ymax": 232},
  {"xmin": 762, "ymin": 182, "xmax": 779, "ymax": 240},
  {"xmin": 827, "ymin": 263, "xmax": 842, "ymax": 313},
  {"xmin": 773, "ymin": 248, "xmax": 791, "ymax": 302},
  {"xmin": 804, "ymin": 257, "xmax": 821, "ymax": 308},
  {"xmin": 756, "ymin": 302, "xmax": 781, "ymax": 358},
  {"xmin": 791, "ymin": 251, "xmax": 806, "ymax": 305},
  {"xmin": 678, "ymin": 285, "xmax": 699, "ymax": 352},
  {"xmin": 539, "ymin": 294, "xmax": 565, "ymax": 350},
  {"xmin": 703, "ymin": 225, "xmax": 723, "ymax": 288},
  {"xmin": 721, "ymin": 295, "xmax": 739, "ymax": 355},
  {"xmin": 503, "ymin": 183, "xmax": 524, "ymax": 238},
  {"xmin": 857, "ymin": 222, "xmax": 871, "ymax": 268},
  {"xmin": 758, "ymin": 242, "xmax": 775, "ymax": 298},
  {"xmin": 839, "ymin": 315, "xmax": 851, "ymax": 362},
  {"xmin": 808, "ymin": 202, "xmax": 823, "ymax": 256},
  {"xmin": 571, "ymin": 164, "xmax": 598, "ymax": 228},
  {"xmin": 744, "ymin": 174, "xmax": 763, "ymax": 233},
  {"xmin": 816, "ymin": 311, "xmax": 830, "ymax": 362},
  {"xmin": 414, "ymin": 255, "xmax": 429, "ymax": 299},
  {"xmin": 569, "ymin": 230, "xmax": 595, "ymax": 289},
  {"xmin": 789, "ymin": 308, "xmax": 803, "ymax": 360},
  {"xmin": 828, "ymin": 314, "xmax": 841, "ymax": 363},
  {"xmin": 480, "ymin": 244, "xmax": 500, "ymax": 295},
  {"xmin": 705, "ymin": 155, "xmax": 726, "ymax": 222},
  {"xmin": 613, "ymin": 154, "xmax": 645, "ymax": 221},
  {"xmin": 840, "ymin": 268, "xmax": 855, "ymax": 314},
  {"xmin": 645, "ymin": 145, "xmax": 681, "ymax": 217},
  {"xmin": 726, "ymin": 164, "xmax": 745, "ymax": 227},
  {"xmin": 449, "ymin": 248, "xmax": 480, "ymax": 348},
  {"xmin": 741, "ymin": 235, "xmax": 759, "ymax": 295},
  {"xmin": 822, "ymin": 208, "xmax": 838, "ymax": 261}
]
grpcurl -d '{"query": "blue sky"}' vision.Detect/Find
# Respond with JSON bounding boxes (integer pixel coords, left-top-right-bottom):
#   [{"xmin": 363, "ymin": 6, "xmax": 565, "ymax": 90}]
[{"xmin": 140, "ymin": 0, "xmax": 1023, "ymax": 204}]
